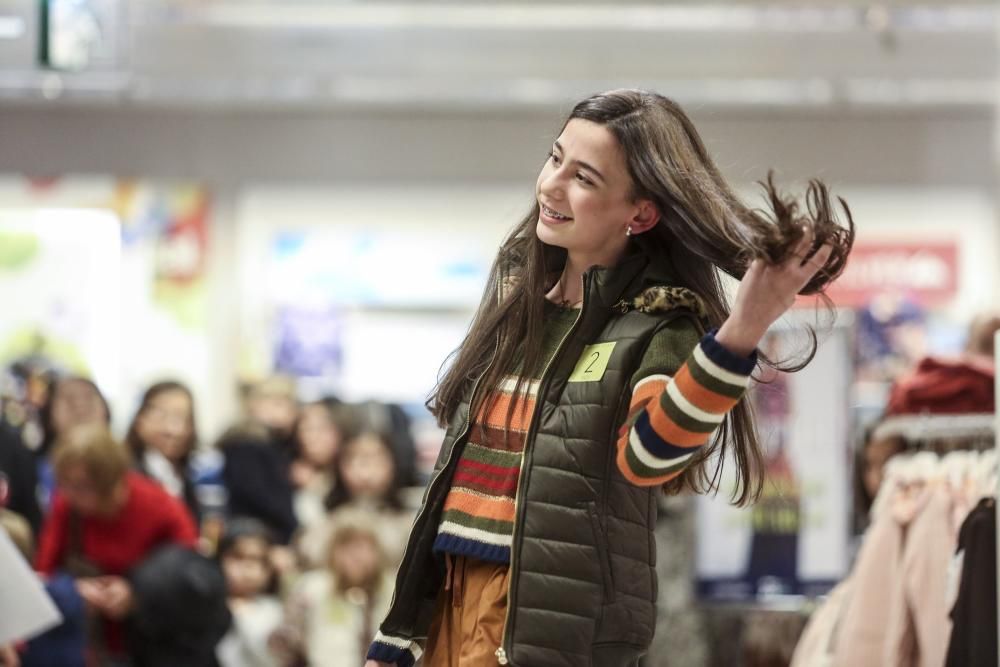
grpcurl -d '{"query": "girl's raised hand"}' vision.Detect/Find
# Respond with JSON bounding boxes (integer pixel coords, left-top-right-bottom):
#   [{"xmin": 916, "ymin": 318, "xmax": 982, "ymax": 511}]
[{"xmin": 716, "ymin": 228, "xmax": 834, "ymax": 356}]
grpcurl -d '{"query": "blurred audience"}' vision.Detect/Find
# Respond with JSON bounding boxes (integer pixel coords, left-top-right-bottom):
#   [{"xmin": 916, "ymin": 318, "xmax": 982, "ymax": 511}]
[
  {"xmin": 125, "ymin": 381, "xmax": 200, "ymax": 522},
  {"xmin": 0, "ymin": 421, "xmax": 42, "ymax": 533},
  {"xmin": 300, "ymin": 429, "xmax": 413, "ymax": 568},
  {"xmin": 36, "ymin": 377, "xmax": 111, "ymax": 511},
  {"xmin": 852, "ymin": 422, "xmax": 906, "ymax": 536},
  {"xmin": 216, "ymin": 518, "xmax": 283, "ymax": 667},
  {"xmin": 34, "ymin": 424, "xmax": 196, "ymax": 665},
  {"xmin": 126, "ymin": 544, "xmax": 231, "ymax": 667},
  {"xmin": 243, "ymin": 375, "xmax": 299, "ymax": 455},
  {"xmin": 0, "ymin": 508, "xmax": 86, "ymax": 667},
  {"xmin": 271, "ymin": 509, "xmax": 393, "ymax": 667},
  {"xmin": 288, "ymin": 398, "xmax": 355, "ymax": 531},
  {"xmin": 217, "ymin": 422, "xmax": 298, "ymax": 547}
]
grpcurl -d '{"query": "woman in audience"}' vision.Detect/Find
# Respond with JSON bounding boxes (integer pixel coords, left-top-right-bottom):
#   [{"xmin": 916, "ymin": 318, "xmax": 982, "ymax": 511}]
[
  {"xmin": 36, "ymin": 377, "xmax": 111, "ymax": 511},
  {"xmin": 34, "ymin": 424, "xmax": 197, "ymax": 665}
]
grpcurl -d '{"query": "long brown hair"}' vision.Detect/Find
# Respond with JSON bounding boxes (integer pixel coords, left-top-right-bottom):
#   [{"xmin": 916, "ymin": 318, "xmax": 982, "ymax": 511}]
[
  {"xmin": 125, "ymin": 380, "xmax": 198, "ymax": 466},
  {"xmin": 428, "ymin": 89, "xmax": 854, "ymax": 506}
]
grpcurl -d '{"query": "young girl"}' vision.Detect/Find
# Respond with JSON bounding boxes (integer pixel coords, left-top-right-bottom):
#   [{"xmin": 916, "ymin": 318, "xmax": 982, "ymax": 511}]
[
  {"xmin": 289, "ymin": 399, "xmax": 353, "ymax": 530},
  {"xmin": 364, "ymin": 89, "xmax": 853, "ymax": 667},
  {"xmin": 216, "ymin": 518, "xmax": 284, "ymax": 667},
  {"xmin": 299, "ymin": 430, "xmax": 412, "ymax": 569},
  {"xmin": 272, "ymin": 509, "xmax": 395, "ymax": 667}
]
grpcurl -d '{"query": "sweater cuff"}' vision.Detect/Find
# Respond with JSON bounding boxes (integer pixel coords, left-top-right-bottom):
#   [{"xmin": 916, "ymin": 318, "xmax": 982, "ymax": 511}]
[
  {"xmin": 367, "ymin": 631, "xmax": 422, "ymax": 667},
  {"xmin": 701, "ymin": 329, "xmax": 758, "ymax": 377}
]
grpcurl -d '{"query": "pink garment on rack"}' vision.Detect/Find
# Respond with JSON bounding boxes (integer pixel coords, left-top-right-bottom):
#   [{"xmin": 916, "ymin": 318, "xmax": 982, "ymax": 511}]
[
  {"xmin": 830, "ymin": 485, "xmax": 921, "ymax": 667},
  {"xmin": 790, "ymin": 579, "xmax": 852, "ymax": 667},
  {"xmin": 882, "ymin": 484, "xmax": 959, "ymax": 667}
]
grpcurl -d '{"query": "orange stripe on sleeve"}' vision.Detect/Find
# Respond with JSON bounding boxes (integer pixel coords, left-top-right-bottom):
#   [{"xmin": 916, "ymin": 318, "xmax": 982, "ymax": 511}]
[
  {"xmin": 615, "ymin": 440, "xmax": 686, "ymax": 487},
  {"xmin": 672, "ymin": 364, "xmax": 741, "ymax": 414},
  {"xmin": 646, "ymin": 404, "xmax": 712, "ymax": 448}
]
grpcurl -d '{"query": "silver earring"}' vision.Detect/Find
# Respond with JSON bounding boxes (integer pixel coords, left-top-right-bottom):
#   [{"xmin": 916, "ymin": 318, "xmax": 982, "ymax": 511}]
[{"xmin": 625, "ymin": 227, "xmax": 632, "ymax": 237}]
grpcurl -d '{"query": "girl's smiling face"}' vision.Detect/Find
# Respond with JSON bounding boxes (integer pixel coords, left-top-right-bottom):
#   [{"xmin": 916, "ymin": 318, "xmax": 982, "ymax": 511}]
[{"xmin": 535, "ymin": 118, "xmax": 658, "ymax": 267}]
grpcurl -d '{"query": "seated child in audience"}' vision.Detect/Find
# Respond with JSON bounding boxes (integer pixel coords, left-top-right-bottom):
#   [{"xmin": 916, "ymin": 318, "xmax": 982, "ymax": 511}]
[
  {"xmin": 299, "ymin": 430, "xmax": 413, "ymax": 568},
  {"xmin": 271, "ymin": 510, "xmax": 393, "ymax": 667},
  {"xmin": 216, "ymin": 518, "xmax": 284, "ymax": 667}
]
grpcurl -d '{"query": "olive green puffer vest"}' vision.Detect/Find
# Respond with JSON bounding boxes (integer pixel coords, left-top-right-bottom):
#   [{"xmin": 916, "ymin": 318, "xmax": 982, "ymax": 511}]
[{"xmin": 377, "ymin": 253, "xmax": 704, "ymax": 667}]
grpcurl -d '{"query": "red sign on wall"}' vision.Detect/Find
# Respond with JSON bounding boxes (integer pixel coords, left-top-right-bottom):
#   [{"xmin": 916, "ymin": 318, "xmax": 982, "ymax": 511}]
[{"xmin": 820, "ymin": 241, "xmax": 959, "ymax": 307}]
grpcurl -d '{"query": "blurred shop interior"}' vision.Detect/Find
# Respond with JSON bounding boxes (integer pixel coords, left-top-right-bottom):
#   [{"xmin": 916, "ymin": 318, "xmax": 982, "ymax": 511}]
[{"xmin": 0, "ymin": 1, "xmax": 998, "ymax": 666}]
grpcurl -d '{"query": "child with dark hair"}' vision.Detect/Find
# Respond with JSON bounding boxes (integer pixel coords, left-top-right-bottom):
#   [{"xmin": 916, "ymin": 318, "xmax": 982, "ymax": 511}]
[
  {"xmin": 216, "ymin": 518, "xmax": 283, "ymax": 667},
  {"xmin": 125, "ymin": 380, "xmax": 200, "ymax": 522},
  {"xmin": 289, "ymin": 399, "xmax": 356, "ymax": 531},
  {"xmin": 299, "ymin": 431, "xmax": 414, "ymax": 570},
  {"xmin": 852, "ymin": 422, "xmax": 906, "ymax": 536}
]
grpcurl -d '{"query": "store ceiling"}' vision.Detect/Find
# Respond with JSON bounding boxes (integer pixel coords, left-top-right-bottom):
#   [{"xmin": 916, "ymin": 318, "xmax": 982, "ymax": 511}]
[{"xmin": 0, "ymin": 1, "xmax": 995, "ymax": 110}]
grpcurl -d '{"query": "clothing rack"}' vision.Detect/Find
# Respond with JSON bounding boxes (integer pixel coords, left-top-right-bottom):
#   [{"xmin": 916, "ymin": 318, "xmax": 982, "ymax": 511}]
[
  {"xmin": 873, "ymin": 331, "xmax": 999, "ymax": 666},
  {"xmin": 873, "ymin": 413, "xmax": 996, "ymax": 444}
]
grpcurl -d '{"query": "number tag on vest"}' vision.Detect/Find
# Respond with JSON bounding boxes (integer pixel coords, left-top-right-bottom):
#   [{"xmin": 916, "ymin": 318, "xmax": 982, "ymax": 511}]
[{"xmin": 568, "ymin": 342, "xmax": 617, "ymax": 382}]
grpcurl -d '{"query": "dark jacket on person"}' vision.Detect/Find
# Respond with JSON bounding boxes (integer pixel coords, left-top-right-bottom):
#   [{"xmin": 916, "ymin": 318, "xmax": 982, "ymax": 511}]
[
  {"xmin": 22, "ymin": 573, "xmax": 86, "ymax": 667},
  {"xmin": 220, "ymin": 427, "xmax": 298, "ymax": 544},
  {"xmin": 126, "ymin": 544, "xmax": 231, "ymax": 667},
  {"xmin": 373, "ymin": 253, "xmax": 712, "ymax": 667},
  {"xmin": 0, "ymin": 423, "xmax": 42, "ymax": 533}
]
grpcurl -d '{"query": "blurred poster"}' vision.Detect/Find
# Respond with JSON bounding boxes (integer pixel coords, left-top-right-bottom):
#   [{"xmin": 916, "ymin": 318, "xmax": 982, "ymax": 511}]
[
  {"xmin": 696, "ymin": 327, "xmax": 851, "ymax": 600},
  {"xmin": 825, "ymin": 241, "xmax": 958, "ymax": 308},
  {"xmin": 273, "ymin": 305, "xmax": 344, "ymax": 379},
  {"xmin": 114, "ymin": 182, "xmax": 210, "ymax": 328},
  {"xmin": 267, "ymin": 229, "xmax": 488, "ymax": 309},
  {"xmin": 256, "ymin": 228, "xmax": 486, "ymax": 401}
]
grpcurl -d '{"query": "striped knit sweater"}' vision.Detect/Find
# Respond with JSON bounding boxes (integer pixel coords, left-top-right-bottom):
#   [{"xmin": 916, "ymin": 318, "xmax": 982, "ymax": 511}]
[
  {"xmin": 366, "ymin": 309, "xmax": 756, "ymax": 665},
  {"xmin": 430, "ymin": 304, "xmax": 576, "ymax": 562}
]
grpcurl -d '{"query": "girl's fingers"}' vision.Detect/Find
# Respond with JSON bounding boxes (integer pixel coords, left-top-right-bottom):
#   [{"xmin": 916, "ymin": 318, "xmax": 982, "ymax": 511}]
[
  {"xmin": 801, "ymin": 243, "xmax": 834, "ymax": 275},
  {"xmin": 791, "ymin": 226, "xmax": 815, "ymax": 265}
]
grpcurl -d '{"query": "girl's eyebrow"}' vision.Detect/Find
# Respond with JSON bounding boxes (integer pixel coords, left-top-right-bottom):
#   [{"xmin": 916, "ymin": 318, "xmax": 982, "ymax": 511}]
[{"xmin": 553, "ymin": 141, "xmax": 606, "ymax": 184}]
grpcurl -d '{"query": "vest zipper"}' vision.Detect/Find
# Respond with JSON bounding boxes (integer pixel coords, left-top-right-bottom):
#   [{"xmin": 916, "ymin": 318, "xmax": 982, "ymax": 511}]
[
  {"xmin": 380, "ymin": 276, "xmax": 504, "ymax": 635},
  {"xmin": 498, "ymin": 271, "xmax": 592, "ymax": 665}
]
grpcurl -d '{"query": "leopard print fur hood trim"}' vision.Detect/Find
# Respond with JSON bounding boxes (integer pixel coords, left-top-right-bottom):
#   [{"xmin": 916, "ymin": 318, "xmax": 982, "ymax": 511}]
[{"xmin": 614, "ymin": 285, "xmax": 707, "ymax": 318}]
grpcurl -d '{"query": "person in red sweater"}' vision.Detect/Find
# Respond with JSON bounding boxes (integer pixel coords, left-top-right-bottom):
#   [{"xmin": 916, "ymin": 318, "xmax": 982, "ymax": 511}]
[{"xmin": 34, "ymin": 424, "xmax": 197, "ymax": 663}]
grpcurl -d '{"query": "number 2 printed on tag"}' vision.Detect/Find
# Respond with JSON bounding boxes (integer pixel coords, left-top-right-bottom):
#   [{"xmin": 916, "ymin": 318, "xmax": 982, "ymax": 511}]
[{"xmin": 568, "ymin": 342, "xmax": 617, "ymax": 382}]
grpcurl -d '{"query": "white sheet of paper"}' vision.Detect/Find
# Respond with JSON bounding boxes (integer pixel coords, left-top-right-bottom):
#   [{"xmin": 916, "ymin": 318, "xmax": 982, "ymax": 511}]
[{"xmin": 0, "ymin": 529, "xmax": 62, "ymax": 644}]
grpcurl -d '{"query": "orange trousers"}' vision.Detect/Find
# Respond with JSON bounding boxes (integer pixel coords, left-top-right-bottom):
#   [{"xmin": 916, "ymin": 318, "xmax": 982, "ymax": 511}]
[{"xmin": 422, "ymin": 553, "xmax": 510, "ymax": 666}]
